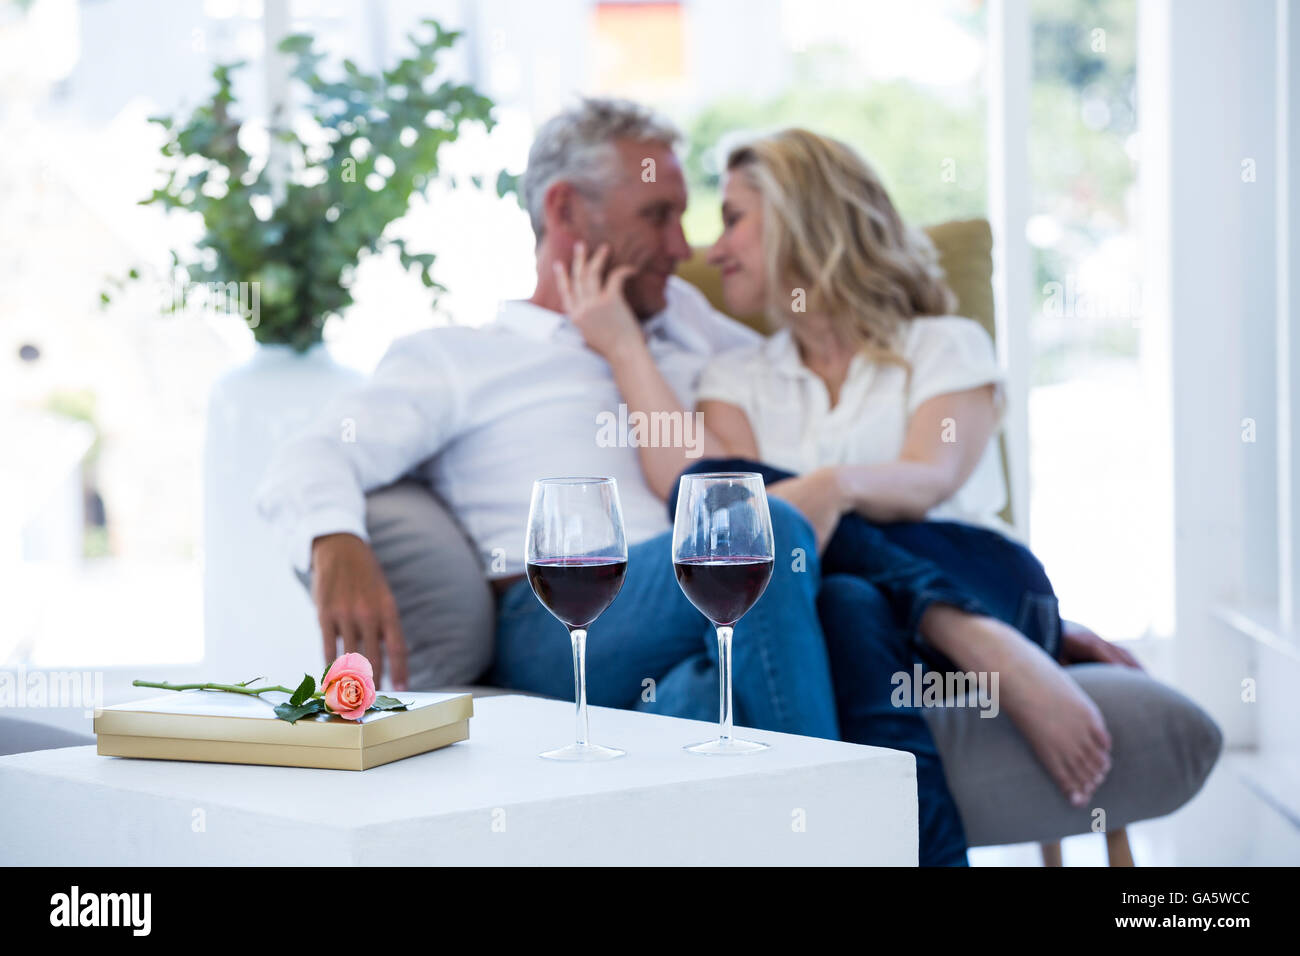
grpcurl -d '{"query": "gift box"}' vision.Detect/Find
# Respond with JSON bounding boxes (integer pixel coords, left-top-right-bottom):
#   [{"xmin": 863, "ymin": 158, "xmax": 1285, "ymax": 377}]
[{"xmin": 94, "ymin": 690, "xmax": 473, "ymax": 770}]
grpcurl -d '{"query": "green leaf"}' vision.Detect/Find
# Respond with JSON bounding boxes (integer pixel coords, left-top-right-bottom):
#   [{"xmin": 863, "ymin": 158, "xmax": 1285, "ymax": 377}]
[
  {"xmin": 290, "ymin": 673, "xmax": 316, "ymax": 707},
  {"xmin": 495, "ymin": 169, "xmax": 521, "ymax": 202},
  {"xmin": 369, "ymin": 695, "xmax": 410, "ymax": 712},
  {"xmin": 274, "ymin": 699, "xmax": 327, "ymax": 724},
  {"xmin": 112, "ymin": 18, "xmax": 494, "ymax": 347},
  {"xmin": 278, "ymin": 33, "xmax": 315, "ymax": 55}
]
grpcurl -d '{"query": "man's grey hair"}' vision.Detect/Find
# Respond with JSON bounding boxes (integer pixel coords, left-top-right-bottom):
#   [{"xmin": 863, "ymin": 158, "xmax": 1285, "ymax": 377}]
[{"xmin": 521, "ymin": 97, "xmax": 682, "ymax": 242}]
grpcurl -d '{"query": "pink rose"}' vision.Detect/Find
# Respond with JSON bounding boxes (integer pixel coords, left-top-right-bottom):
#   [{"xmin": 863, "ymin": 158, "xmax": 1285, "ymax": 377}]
[{"xmin": 321, "ymin": 652, "xmax": 377, "ymax": 720}]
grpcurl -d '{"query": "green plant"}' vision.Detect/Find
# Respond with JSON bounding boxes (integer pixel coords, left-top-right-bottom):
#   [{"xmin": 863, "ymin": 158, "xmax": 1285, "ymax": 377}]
[{"xmin": 113, "ymin": 19, "xmax": 496, "ymax": 351}]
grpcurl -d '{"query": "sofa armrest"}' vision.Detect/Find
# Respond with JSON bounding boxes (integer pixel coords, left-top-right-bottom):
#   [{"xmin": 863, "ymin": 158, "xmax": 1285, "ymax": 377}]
[{"xmin": 294, "ymin": 480, "xmax": 497, "ymax": 689}]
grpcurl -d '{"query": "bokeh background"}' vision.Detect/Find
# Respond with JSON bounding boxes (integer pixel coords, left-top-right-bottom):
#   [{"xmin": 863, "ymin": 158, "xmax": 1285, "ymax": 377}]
[{"xmin": 1, "ymin": 0, "xmax": 1159, "ymax": 670}]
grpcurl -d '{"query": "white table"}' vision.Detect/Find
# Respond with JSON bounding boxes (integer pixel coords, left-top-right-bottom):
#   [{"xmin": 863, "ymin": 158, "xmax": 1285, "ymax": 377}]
[{"xmin": 0, "ymin": 695, "xmax": 917, "ymax": 865}]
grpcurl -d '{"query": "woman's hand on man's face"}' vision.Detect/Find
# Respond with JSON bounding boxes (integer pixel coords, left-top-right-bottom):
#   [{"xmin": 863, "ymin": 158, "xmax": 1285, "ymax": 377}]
[{"xmin": 555, "ymin": 241, "xmax": 647, "ymax": 364}]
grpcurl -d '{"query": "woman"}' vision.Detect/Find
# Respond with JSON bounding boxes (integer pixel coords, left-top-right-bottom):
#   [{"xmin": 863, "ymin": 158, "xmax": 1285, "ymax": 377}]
[{"xmin": 559, "ymin": 129, "xmax": 1134, "ymax": 843}]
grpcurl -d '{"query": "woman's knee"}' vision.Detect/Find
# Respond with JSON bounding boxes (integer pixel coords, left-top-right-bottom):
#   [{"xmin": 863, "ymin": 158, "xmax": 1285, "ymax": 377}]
[
  {"xmin": 670, "ymin": 460, "xmax": 802, "ymax": 521},
  {"xmin": 939, "ymin": 524, "xmax": 1057, "ymax": 599},
  {"xmin": 997, "ymin": 537, "xmax": 1055, "ymax": 597},
  {"xmin": 681, "ymin": 457, "xmax": 755, "ymax": 476},
  {"xmin": 816, "ymin": 573, "xmax": 891, "ymax": 618},
  {"xmin": 669, "ymin": 458, "xmax": 764, "ymax": 518}
]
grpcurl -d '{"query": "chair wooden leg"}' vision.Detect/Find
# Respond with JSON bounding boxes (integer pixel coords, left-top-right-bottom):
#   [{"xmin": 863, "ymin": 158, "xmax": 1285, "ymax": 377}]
[
  {"xmin": 1106, "ymin": 828, "xmax": 1135, "ymax": 867},
  {"xmin": 1040, "ymin": 841, "xmax": 1063, "ymax": 866}
]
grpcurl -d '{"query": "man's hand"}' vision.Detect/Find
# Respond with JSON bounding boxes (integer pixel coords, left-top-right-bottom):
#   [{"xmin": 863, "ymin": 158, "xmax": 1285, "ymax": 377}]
[
  {"xmin": 765, "ymin": 467, "xmax": 847, "ymax": 553},
  {"xmin": 310, "ymin": 533, "xmax": 409, "ymax": 691},
  {"xmin": 1059, "ymin": 620, "xmax": 1143, "ymax": 670},
  {"xmin": 556, "ymin": 241, "xmax": 646, "ymax": 363}
]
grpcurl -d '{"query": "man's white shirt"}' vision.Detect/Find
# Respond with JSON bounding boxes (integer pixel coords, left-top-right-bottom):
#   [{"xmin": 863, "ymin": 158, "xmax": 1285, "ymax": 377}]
[{"xmin": 254, "ymin": 276, "xmax": 761, "ymax": 578}]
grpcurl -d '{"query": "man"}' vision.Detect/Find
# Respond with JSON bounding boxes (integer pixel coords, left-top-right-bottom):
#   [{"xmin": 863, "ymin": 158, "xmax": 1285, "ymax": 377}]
[{"xmin": 254, "ymin": 97, "xmax": 842, "ymax": 741}]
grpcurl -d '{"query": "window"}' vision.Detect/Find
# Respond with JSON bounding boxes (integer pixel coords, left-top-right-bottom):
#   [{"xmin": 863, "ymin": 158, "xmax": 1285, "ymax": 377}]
[
  {"xmin": 1024, "ymin": 0, "xmax": 1168, "ymax": 640},
  {"xmin": 3, "ymin": 0, "xmax": 1170, "ymax": 672}
]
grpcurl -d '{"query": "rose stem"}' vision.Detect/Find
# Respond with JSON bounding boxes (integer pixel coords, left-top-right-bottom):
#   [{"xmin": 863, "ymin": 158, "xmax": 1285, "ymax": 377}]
[{"xmin": 132, "ymin": 680, "xmax": 302, "ymax": 697}]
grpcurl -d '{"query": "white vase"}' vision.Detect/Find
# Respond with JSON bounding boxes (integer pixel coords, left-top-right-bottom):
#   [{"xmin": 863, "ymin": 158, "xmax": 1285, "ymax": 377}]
[{"xmin": 202, "ymin": 343, "xmax": 363, "ymax": 686}]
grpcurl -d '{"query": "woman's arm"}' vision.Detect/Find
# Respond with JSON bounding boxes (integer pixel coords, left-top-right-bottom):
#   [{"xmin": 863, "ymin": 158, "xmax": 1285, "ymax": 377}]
[
  {"xmin": 830, "ymin": 384, "xmax": 999, "ymax": 522},
  {"xmin": 693, "ymin": 385, "xmax": 998, "ymax": 545},
  {"xmin": 602, "ymin": 341, "xmax": 732, "ymax": 499},
  {"xmin": 695, "ymin": 400, "xmax": 849, "ymax": 550},
  {"xmin": 696, "ymin": 399, "xmax": 760, "ymax": 459},
  {"xmin": 558, "ymin": 242, "xmax": 730, "ymax": 500}
]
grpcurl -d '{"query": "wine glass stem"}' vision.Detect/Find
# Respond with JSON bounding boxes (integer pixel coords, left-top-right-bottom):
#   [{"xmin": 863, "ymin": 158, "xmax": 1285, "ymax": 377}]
[
  {"xmin": 716, "ymin": 625, "xmax": 734, "ymax": 742},
  {"xmin": 570, "ymin": 627, "xmax": 589, "ymax": 747}
]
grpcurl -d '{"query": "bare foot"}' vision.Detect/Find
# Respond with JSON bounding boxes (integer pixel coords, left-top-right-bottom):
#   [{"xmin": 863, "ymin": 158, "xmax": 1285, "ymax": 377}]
[
  {"xmin": 921, "ymin": 607, "xmax": 1113, "ymax": 806},
  {"xmin": 998, "ymin": 643, "xmax": 1113, "ymax": 805}
]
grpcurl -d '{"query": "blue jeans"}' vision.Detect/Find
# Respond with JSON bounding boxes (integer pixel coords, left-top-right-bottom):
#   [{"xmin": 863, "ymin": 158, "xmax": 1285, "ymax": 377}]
[
  {"xmin": 488, "ymin": 496, "xmax": 841, "ymax": 739},
  {"xmin": 860, "ymin": 518, "xmax": 1062, "ymax": 663},
  {"xmin": 665, "ymin": 458, "xmax": 1065, "ymax": 866},
  {"xmin": 667, "ymin": 459, "xmax": 1060, "ymax": 664},
  {"xmin": 659, "ymin": 459, "xmax": 977, "ymax": 865},
  {"xmin": 817, "ymin": 573, "xmax": 970, "ymax": 865}
]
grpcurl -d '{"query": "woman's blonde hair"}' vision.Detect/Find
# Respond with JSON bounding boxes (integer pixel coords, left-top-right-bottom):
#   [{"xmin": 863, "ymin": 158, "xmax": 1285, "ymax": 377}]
[{"xmin": 725, "ymin": 129, "xmax": 957, "ymax": 367}]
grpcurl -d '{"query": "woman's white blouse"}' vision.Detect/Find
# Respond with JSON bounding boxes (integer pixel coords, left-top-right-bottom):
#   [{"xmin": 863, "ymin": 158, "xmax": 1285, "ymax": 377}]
[{"xmin": 695, "ymin": 316, "xmax": 1011, "ymax": 532}]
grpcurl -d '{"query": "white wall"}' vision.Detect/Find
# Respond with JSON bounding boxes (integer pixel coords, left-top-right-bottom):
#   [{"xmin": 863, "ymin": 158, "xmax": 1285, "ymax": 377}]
[{"xmin": 1140, "ymin": 0, "xmax": 1300, "ymax": 805}]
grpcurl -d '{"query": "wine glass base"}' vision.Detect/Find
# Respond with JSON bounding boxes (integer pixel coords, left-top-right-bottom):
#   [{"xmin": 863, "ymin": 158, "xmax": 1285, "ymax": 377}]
[
  {"xmin": 539, "ymin": 742, "xmax": 626, "ymax": 761},
  {"xmin": 684, "ymin": 737, "xmax": 770, "ymax": 756}
]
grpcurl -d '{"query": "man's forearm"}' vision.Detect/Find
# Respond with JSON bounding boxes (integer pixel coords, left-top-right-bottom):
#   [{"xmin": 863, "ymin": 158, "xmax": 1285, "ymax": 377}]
[
  {"xmin": 255, "ymin": 330, "xmax": 462, "ymax": 574},
  {"xmin": 255, "ymin": 435, "xmax": 371, "ymax": 574}
]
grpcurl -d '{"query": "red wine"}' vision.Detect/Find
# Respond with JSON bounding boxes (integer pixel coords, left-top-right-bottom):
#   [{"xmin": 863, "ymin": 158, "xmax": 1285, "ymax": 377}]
[
  {"xmin": 673, "ymin": 556, "xmax": 774, "ymax": 626},
  {"xmin": 526, "ymin": 557, "xmax": 628, "ymax": 627}
]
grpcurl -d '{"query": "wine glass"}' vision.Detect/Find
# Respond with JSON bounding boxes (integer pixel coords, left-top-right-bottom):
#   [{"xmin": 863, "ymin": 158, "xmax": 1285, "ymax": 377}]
[
  {"xmin": 671, "ymin": 472, "xmax": 775, "ymax": 754},
  {"xmin": 525, "ymin": 477, "xmax": 629, "ymax": 761}
]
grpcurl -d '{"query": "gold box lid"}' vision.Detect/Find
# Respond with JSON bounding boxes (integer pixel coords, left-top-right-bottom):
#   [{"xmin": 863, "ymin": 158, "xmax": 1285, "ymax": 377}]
[{"xmin": 94, "ymin": 690, "xmax": 473, "ymax": 750}]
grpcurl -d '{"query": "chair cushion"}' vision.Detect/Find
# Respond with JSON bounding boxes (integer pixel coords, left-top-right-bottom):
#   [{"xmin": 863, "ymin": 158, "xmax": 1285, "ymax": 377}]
[
  {"xmin": 923, "ymin": 662, "xmax": 1223, "ymax": 847},
  {"xmin": 296, "ymin": 480, "xmax": 497, "ymax": 688},
  {"xmin": 924, "ymin": 218, "xmax": 996, "ymax": 340},
  {"xmin": 674, "ymin": 218, "xmax": 995, "ymax": 337}
]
